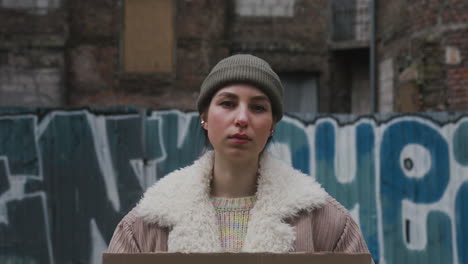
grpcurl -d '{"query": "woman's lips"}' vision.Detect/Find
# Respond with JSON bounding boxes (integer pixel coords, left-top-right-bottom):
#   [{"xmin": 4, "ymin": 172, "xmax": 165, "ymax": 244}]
[{"xmin": 228, "ymin": 134, "xmax": 251, "ymax": 143}]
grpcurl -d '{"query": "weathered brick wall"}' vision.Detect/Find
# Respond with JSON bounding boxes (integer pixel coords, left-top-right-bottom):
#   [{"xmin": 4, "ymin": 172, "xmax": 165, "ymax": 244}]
[
  {"xmin": 66, "ymin": 0, "xmax": 121, "ymax": 107},
  {"xmin": 2, "ymin": 0, "xmax": 464, "ymax": 112},
  {"xmin": 66, "ymin": 0, "xmax": 331, "ymax": 111},
  {"xmin": 66, "ymin": 0, "xmax": 229, "ymax": 110},
  {"xmin": 0, "ymin": 0, "xmax": 335, "ymax": 112},
  {"xmin": 229, "ymin": 0, "xmax": 331, "ymax": 111},
  {"xmin": 0, "ymin": 2, "xmax": 66, "ymax": 106},
  {"xmin": 378, "ymin": 0, "xmax": 468, "ymax": 112},
  {"xmin": 174, "ymin": 0, "xmax": 229, "ymax": 104},
  {"xmin": 446, "ymin": 29, "xmax": 468, "ymax": 110}
]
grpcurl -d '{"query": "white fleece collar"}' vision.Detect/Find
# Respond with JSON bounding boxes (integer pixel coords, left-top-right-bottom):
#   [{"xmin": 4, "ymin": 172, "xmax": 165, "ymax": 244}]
[{"xmin": 136, "ymin": 151, "xmax": 328, "ymax": 253}]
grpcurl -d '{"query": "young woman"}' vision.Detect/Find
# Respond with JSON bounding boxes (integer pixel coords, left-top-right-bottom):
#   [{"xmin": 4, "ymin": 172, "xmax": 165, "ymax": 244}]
[{"xmin": 108, "ymin": 54, "xmax": 371, "ymax": 255}]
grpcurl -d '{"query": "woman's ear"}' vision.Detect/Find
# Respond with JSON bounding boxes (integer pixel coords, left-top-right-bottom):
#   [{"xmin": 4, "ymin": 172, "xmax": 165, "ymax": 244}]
[{"xmin": 200, "ymin": 113, "xmax": 208, "ymax": 130}]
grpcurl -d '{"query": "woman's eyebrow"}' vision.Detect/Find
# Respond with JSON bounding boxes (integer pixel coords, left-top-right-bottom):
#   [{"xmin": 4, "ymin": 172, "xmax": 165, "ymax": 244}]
[
  {"xmin": 215, "ymin": 92, "xmax": 269, "ymax": 102},
  {"xmin": 250, "ymin": 95, "xmax": 270, "ymax": 102},
  {"xmin": 215, "ymin": 92, "xmax": 238, "ymax": 99}
]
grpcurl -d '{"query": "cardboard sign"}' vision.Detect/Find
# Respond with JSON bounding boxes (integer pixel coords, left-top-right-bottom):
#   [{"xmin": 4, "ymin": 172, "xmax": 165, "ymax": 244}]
[{"xmin": 103, "ymin": 252, "xmax": 372, "ymax": 264}]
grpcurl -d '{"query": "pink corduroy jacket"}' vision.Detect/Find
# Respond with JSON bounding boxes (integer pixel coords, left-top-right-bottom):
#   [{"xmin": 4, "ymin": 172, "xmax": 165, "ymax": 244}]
[{"xmin": 108, "ymin": 151, "xmax": 372, "ymax": 257}]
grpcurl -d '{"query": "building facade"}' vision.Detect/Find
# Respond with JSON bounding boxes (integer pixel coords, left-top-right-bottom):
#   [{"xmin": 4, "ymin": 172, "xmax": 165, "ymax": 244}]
[{"xmin": 0, "ymin": 0, "xmax": 467, "ymax": 113}]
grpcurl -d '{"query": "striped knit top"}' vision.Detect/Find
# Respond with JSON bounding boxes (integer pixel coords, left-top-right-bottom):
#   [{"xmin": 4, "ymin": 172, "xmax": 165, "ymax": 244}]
[{"xmin": 211, "ymin": 196, "xmax": 256, "ymax": 252}]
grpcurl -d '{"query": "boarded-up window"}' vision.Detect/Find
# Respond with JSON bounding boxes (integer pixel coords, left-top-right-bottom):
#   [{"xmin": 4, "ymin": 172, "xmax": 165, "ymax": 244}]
[{"xmin": 123, "ymin": 0, "xmax": 174, "ymax": 73}]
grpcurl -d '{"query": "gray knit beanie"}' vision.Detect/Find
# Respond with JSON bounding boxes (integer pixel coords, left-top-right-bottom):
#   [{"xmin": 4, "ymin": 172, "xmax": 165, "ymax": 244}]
[{"xmin": 197, "ymin": 54, "xmax": 284, "ymax": 122}]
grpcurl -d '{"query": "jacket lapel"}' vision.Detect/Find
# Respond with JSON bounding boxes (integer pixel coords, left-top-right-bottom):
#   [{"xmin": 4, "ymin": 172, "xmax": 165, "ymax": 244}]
[
  {"xmin": 136, "ymin": 151, "xmax": 328, "ymax": 252},
  {"xmin": 136, "ymin": 152, "xmax": 222, "ymax": 252},
  {"xmin": 242, "ymin": 152, "xmax": 327, "ymax": 252}
]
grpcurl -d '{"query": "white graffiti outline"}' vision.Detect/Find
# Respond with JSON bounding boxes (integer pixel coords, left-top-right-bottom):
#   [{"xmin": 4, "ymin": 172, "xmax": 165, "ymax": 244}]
[
  {"xmin": 132, "ymin": 110, "xmax": 202, "ymax": 188},
  {"xmin": 376, "ymin": 115, "xmax": 468, "ymax": 264},
  {"xmin": 313, "ymin": 118, "xmax": 360, "ymax": 184},
  {"xmin": 130, "ymin": 111, "xmax": 167, "ymax": 189},
  {"xmin": 39, "ymin": 111, "xmax": 122, "ymax": 212},
  {"xmin": 2, "ymin": 110, "xmax": 468, "ymax": 264},
  {"xmin": 0, "ymin": 115, "xmax": 54, "ymax": 264},
  {"xmin": 269, "ymin": 116, "xmax": 308, "ymax": 169},
  {"xmin": 90, "ymin": 218, "xmax": 107, "ymax": 264}
]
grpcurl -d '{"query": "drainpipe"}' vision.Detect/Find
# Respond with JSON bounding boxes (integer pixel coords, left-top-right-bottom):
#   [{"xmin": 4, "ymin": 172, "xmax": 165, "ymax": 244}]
[{"xmin": 370, "ymin": 0, "xmax": 377, "ymax": 113}]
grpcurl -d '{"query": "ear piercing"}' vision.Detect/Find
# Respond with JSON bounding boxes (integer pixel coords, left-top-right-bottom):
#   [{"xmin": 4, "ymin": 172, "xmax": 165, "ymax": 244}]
[{"xmin": 201, "ymin": 120, "xmax": 206, "ymax": 126}]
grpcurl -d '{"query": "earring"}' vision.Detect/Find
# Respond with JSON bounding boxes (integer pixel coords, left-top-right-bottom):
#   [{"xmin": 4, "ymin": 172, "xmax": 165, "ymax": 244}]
[
  {"xmin": 201, "ymin": 120, "xmax": 206, "ymax": 126},
  {"xmin": 270, "ymin": 129, "xmax": 274, "ymax": 136}
]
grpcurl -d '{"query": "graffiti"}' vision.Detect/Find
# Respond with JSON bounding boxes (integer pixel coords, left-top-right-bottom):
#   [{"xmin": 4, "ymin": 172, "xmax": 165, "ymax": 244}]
[{"xmin": 0, "ymin": 109, "xmax": 467, "ymax": 263}]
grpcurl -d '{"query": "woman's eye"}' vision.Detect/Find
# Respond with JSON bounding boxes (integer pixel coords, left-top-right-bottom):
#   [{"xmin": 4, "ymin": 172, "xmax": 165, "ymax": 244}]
[
  {"xmin": 220, "ymin": 101, "xmax": 235, "ymax": 108},
  {"xmin": 251, "ymin": 105, "xmax": 267, "ymax": 112}
]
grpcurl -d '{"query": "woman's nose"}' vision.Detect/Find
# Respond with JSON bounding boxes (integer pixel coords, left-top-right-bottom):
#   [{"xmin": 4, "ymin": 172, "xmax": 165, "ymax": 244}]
[{"xmin": 235, "ymin": 107, "xmax": 248, "ymax": 128}]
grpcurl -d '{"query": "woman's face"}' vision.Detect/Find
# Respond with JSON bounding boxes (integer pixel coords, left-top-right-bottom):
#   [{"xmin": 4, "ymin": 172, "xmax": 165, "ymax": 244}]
[{"xmin": 201, "ymin": 84, "xmax": 274, "ymax": 160}]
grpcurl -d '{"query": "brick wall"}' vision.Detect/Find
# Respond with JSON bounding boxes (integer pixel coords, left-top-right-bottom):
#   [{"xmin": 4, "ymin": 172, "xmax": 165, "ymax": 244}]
[
  {"xmin": 0, "ymin": 1, "xmax": 66, "ymax": 106},
  {"xmin": 378, "ymin": 0, "xmax": 468, "ymax": 112},
  {"xmin": 65, "ymin": 0, "xmax": 331, "ymax": 111},
  {"xmin": 66, "ymin": 0, "xmax": 121, "ymax": 107},
  {"xmin": 4, "ymin": 0, "xmax": 463, "ymax": 112},
  {"xmin": 229, "ymin": 0, "xmax": 331, "ymax": 111},
  {"xmin": 446, "ymin": 29, "xmax": 468, "ymax": 110},
  {"xmin": 0, "ymin": 0, "xmax": 340, "ymax": 112},
  {"xmin": 65, "ymin": 0, "xmax": 230, "ymax": 110}
]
